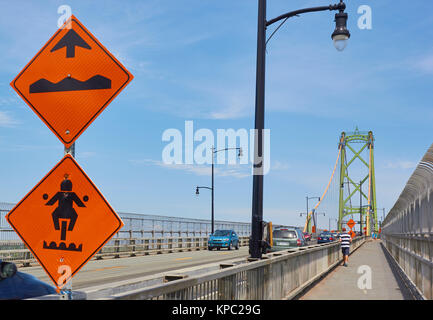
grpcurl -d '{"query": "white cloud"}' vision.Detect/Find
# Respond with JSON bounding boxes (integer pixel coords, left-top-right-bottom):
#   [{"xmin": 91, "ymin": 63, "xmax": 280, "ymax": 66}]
[
  {"xmin": 384, "ymin": 161, "xmax": 417, "ymax": 170},
  {"xmin": 0, "ymin": 111, "xmax": 18, "ymax": 127},
  {"xmin": 414, "ymin": 54, "xmax": 433, "ymax": 74},
  {"xmin": 129, "ymin": 158, "xmax": 250, "ymax": 178},
  {"xmin": 271, "ymin": 160, "xmax": 291, "ymax": 171}
]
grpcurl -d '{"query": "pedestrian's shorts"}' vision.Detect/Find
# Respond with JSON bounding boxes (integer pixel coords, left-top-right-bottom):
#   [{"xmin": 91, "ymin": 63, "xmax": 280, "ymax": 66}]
[{"xmin": 342, "ymin": 247, "xmax": 350, "ymax": 256}]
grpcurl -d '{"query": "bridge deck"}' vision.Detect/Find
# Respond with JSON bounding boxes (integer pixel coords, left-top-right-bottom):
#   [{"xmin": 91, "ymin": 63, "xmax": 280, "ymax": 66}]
[{"xmin": 300, "ymin": 240, "xmax": 415, "ymax": 300}]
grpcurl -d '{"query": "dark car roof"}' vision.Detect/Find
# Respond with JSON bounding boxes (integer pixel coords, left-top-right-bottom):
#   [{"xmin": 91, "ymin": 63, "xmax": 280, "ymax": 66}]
[{"xmin": 0, "ymin": 271, "xmax": 57, "ymax": 299}]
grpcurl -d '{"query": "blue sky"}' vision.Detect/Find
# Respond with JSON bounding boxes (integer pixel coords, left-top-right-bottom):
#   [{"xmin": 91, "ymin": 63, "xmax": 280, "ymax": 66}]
[{"xmin": 0, "ymin": 0, "xmax": 432, "ymax": 229}]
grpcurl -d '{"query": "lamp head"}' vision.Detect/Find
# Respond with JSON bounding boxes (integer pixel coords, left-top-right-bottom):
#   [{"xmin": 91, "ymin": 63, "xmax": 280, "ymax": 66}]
[{"xmin": 332, "ymin": 9, "xmax": 350, "ymax": 51}]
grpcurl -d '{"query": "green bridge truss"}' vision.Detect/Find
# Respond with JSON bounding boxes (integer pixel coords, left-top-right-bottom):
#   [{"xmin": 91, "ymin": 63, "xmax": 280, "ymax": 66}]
[{"xmin": 338, "ymin": 129, "xmax": 378, "ymax": 235}]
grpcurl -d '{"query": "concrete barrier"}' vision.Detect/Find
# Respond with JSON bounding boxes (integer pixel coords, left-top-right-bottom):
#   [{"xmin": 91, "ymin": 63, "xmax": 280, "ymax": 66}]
[
  {"xmin": 108, "ymin": 237, "xmax": 366, "ymax": 300},
  {"xmin": 0, "ymin": 236, "xmax": 250, "ymax": 266}
]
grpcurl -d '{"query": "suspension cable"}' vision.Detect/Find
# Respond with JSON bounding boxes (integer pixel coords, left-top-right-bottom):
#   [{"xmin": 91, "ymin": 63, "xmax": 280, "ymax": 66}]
[{"xmin": 303, "ymin": 143, "xmax": 343, "ymax": 232}]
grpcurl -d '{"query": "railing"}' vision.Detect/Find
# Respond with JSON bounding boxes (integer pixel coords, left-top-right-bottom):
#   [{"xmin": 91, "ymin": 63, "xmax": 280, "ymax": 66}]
[
  {"xmin": 382, "ymin": 143, "xmax": 433, "ymax": 300},
  {"xmin": 0, "ymin": 236, "xmax": 250, "ymax": 266},
  {"xmin": 0, "ymin": 204, "xmax": 252, "ymax": 266},
  {"xmin": 107, "ymin": 237, "xmax": 366, "ymax": 300},
  {"xmin": 0, "ymin": 204, "xmax": 252, "ymax": 241}
]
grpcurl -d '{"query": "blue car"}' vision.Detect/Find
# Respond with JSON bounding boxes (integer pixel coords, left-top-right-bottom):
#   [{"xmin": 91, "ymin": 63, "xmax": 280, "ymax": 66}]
[
  {"xmin": 317, "ymin": 232, "xmax": 337, "ymax": 244},
  {"xmin": 208, "ymin": 229, "xmax": 239, "ymax": 251},
  {"xmin": 0, "ymin": 260, "xmax": 57, "ymax": 300}
]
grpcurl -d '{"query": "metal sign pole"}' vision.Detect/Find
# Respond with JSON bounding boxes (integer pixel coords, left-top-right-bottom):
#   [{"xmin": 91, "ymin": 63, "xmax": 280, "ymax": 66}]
[
  {"xmin": 64, "ymin": 142, "xmax": 75, "ymax": 158},
  {"xmin": 62, "ymin": 142, "xmax": 74, "ymax": 300}
]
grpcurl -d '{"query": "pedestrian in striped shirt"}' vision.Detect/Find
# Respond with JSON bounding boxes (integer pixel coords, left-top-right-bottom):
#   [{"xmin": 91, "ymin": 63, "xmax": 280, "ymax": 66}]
[{"xmin": 339, "ymin": 228, "xmax": 352, "ymax": 267}]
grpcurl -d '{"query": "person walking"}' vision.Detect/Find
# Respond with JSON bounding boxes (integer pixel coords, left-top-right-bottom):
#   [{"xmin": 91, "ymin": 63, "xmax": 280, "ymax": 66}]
[{"xmin": 339, "ymin": 228, "xmax": 352, "ymax": 267}]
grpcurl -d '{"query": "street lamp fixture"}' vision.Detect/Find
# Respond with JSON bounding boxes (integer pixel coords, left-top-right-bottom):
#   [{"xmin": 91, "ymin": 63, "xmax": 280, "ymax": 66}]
[
  {"xmin": 331, "ymin": 4, "xmax": 350, "ymax": 51},
  {"xmin": 250, "ymin": 0, "xmax": 351, "ymax": 259},
  {"xmin": 195, "ymin": 146, "xmax": 243, "ymax": 235}
]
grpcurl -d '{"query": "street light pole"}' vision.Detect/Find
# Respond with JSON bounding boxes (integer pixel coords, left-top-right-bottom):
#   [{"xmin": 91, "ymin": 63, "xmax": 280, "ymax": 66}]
[
  {"xmin": 249, "ymin": 0, "xmax": 350, "ymax": 259},
  {"xmin": 306, "ymin": 196, "xmax": 320, "ymax": 233},
  {"xmin": 211, "ymin": 147, "xmax": 215, "ymax": 234},
  {"xmin": 197, "ymin": 146, "xmax": 242, "ymax": 236},
  {"xmin": 360, "ymin": 180, "xmax": 363, "ymax": 233},
  {"xmin": 196, "ymin": 186, "xmax": 213, "ymax": 233},
  {"xmin": 250, "ymin": 0, "xmax": 267, "ymax": 260}
]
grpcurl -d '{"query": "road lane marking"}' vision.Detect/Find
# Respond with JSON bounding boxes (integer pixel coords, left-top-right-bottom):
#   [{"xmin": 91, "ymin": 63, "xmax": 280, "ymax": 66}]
[
  {"xmin": 89, "ymin": 266, "xmax": 127, "ymax": 272},
  {"xmin": 174, "ymin": 257, "xmax": 193, "ymax": 261}
]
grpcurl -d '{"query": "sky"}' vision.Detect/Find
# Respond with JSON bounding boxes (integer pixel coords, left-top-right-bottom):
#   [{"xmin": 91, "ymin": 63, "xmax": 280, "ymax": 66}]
[{"xmin": 0, "ymin": 0, "xmax": 432, "ymax": 230}]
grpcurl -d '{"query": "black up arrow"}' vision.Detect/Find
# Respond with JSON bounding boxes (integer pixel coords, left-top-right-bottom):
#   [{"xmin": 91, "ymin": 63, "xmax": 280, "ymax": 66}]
[{"xmin": 51, "ymin": 29, "xmax": 91, "ymax": 58}]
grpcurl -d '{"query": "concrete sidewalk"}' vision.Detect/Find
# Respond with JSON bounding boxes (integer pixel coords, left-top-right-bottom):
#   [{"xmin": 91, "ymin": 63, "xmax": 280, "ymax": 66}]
[{"xmin": 300, "ymin": 240, "xmax": 414, "ymax": 300}]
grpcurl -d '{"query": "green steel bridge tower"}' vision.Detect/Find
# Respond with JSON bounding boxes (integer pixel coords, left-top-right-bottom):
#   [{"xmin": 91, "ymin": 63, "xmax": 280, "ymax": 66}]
[{"xmin": 338, "ymin": 129, "xmax": 377, "ymax": 235}]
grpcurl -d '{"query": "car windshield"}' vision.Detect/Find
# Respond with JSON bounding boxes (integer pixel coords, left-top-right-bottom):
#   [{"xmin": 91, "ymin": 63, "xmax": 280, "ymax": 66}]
[
  {"xmin": 320, "ymin": 233, "xmax": 332, "ymax": 237},
  {"xmin": 213, "ymin": 230, "xmax": 230, "ymax": 236},
  {"xmin": 273, "ymin": 229, "xmax": 297, "ymax": 239}
]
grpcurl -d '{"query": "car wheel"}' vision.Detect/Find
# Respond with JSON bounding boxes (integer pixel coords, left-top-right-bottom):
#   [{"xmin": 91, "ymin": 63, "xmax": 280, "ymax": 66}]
[
  {"xmin": 217, "ymin": 247, "xmax": 220, "ymax": 251},
  {"xmin": 208, "ymin": 246, "xmax": 212, "ymax": 251}
]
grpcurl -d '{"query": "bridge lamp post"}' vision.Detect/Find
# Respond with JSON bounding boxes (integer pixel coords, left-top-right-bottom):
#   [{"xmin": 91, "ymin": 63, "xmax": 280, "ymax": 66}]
[
  {"xmin": 380, "ymin": 208, "xmax": 386, "ymax": 221},
  {"xmin": 249, "ymin": 0, "xmax": 350, "ymax": 259},
  {"xmin": 306, "ymin": 196, "xmax": 321, "ymax": 233},
  {"xmin": 196, "ymin": 147, "xmax": 242, "ymax": 235},
  {"xmin": 315, "ymin": 212, "xmax": 326, "ymax": 231},
  {"xmin": 329, "ymin": 218, "xmax": 338, "ymax": 231}
]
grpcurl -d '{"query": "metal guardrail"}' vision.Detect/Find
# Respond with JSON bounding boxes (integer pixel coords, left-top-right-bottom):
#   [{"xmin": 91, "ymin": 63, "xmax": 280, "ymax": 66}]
[
  {"xmin": 107, "ymin": 237, "xmax": 366, "ymax": 300},
  {"xmin": 0, "ymin": 203, "xmax": 252, "ymax": 266},
  {"xmin": 0, "ymin": 203, "xmax": 252, "ymax": 241},
  {"xmin": 0, "ymin": 236, "xmax": 250, "ymax": 266},
  {"xmin": 382, "ymin": 143, "xmax": 433, "ymax": 300}
]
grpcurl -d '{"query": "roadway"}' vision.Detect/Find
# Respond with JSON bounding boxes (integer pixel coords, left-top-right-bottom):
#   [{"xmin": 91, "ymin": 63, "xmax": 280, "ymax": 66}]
[{"xmin": 19, "ymin": 247, "xmax": 249, "ymax": 289}]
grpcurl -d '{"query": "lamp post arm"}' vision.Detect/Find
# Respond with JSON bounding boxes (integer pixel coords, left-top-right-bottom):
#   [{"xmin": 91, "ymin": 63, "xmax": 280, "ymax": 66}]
[
  {"xmin": 197, "ymin": 186, "xmax": 213, "ymax": 191},
  {"xmin": 266, "ymin": 2, "xmax": 345, "ymax": 27},
  {"xmin": 213, "ymin": 147, "xmax": 241, "ymax": 154}
]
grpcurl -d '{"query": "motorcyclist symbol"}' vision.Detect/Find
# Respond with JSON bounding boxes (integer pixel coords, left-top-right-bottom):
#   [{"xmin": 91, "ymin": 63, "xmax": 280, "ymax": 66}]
[{"xmin": 42, "ymin": 177, "xmax": 88, "ymax": 252}]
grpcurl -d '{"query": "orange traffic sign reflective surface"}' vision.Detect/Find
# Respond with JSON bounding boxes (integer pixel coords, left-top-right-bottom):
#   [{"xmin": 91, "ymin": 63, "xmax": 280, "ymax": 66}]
[
  {"xmin": 347, "ymin": 219, "xmax": 355, "ymax": 229},
  {"xmin": 6, "ymin": 155, "xmax": 123, "ymax": 289},
  {"xmin": 11, "ymin": 15, "xmax": 133, "ymax": 147}
]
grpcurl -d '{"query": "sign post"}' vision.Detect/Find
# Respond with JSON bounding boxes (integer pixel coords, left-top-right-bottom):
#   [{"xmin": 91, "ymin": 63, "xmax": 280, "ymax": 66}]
[
  {"xmin": 347, "ymin": 219, "xmax": 356, "ymax": 238},
  {"xmin": 6, "ymin": 15, "xmax": 133, "ymax": 296},
  {"xmin": 7, "ymin": 155, "xmax": 124, "ymax": 289},
  {"xmin": 10, "ymin": 15, "xmax": 133, "ymax": 147}
]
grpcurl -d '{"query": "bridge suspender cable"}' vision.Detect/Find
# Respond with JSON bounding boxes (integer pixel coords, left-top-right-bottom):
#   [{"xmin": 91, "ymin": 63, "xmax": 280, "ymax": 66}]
[
  {"xmin": 367, "ymin": 140, "xmax": 372, "ymax": 235},
  {"xmin": 303, "ymin": 142, "xmax": 343, "ymax": 233}
]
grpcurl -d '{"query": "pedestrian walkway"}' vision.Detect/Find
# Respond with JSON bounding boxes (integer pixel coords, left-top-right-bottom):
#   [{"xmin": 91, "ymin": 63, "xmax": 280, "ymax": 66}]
[{"xmin": 300, "ymin": 240, "xmax": 414, "ymax": 300}]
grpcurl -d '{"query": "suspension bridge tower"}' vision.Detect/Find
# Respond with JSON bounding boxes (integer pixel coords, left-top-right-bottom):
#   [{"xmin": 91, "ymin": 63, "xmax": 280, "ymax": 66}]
[{"xmin": 338, "ymin": 129, "xmax": 377, "ymax": 235}]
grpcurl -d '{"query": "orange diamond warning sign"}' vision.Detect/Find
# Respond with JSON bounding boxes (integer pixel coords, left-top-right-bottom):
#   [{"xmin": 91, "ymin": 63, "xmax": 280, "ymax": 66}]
[
  {"xmin": 10, "ymin": 15, "xmax": 133, "ymax": 148},
  {"xmin": 347, "ymin": 219, "xmax": 356, "ymax": 230},
  {"xmin": 6, "ymin": 155, "xmax": 123, "ymax": 289}
]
